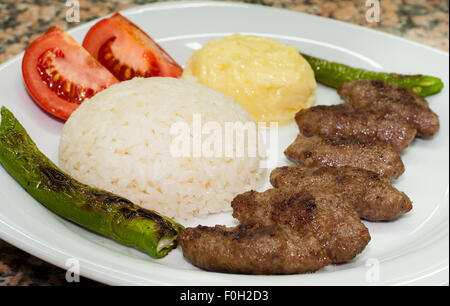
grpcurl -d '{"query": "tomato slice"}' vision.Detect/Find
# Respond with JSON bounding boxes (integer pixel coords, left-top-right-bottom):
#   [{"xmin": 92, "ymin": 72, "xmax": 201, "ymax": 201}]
[
  {"xmin": 82, "ymin": 13, "xmax": 182, "ymax": 81},
  {"xmin": 22, "ymin": 26, "xmax": 119, "ymax": 120}
]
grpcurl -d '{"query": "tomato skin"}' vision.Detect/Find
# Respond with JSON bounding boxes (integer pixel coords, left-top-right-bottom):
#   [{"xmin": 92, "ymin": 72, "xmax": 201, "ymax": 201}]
[
  {"xmin": 22, "ymin": 26, "xmax": 119, "ymax": 120},
  {"xmin": 82, "ymin": 13, "xmax": 183, "ymax": 80}
]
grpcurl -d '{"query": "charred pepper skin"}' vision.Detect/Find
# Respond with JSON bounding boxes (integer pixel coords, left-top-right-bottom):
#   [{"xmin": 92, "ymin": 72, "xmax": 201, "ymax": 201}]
[
  {"xmin": 302, "ymin": 54, "xmax": 444, "ymax": 97},
  {"xmin": 0, "ymin": 106, "xmax": 183, "ymax": 258}
]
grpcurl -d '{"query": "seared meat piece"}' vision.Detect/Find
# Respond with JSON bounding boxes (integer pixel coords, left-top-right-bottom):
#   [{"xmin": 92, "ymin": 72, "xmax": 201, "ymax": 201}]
[
  {"xmin": 231, "ymin": 188, "xmax": 371, "ymax": 263},
  {"xmin": 270, "ymin": 166, "xmax": 412, "ymax": 221},
  {"xmin": 295, "ymin": 104, "xmax": 417, "ymax": 152},
  {"xmin": 178, "ymin": 224, "xmax": 331, "ymax": 275},
  {"xmin": 338, "ymin": 80, "xmax": 440, "ymax": 138},
  {"xmin": 284, "ymin": 134, "xmax": 405, "ymax": 179}
]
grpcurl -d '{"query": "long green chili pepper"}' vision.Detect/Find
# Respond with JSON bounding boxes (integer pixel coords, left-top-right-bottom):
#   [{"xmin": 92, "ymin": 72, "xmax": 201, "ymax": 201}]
[
  {"xmin": 302, "ymin": 54, "xmax": 444, "ymax": 97},
  {"xmin": 0, "ymin": 106, "xmax": 183, "ymax": 258}
]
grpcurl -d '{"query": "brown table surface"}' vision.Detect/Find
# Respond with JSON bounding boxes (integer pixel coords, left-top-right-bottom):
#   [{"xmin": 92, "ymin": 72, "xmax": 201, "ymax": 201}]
[{"xmin": 0, "ymin": 0, "xmax": 448, "ymax": 286}]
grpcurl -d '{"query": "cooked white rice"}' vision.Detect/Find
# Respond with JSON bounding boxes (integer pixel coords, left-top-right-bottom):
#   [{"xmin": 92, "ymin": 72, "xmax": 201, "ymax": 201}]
[{"xmin": 59, "ymin": 77, "xmax": 266, "ymax": 221}]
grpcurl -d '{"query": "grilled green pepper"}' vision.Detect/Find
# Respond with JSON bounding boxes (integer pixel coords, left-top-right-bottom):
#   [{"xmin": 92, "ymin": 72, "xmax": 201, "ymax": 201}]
[
  {"xmin": 302, "ymin": 54, "xmax": 444, "ymax": 97},
  {"xmin": 0, "ymin": 106, "xmax": 183, "ymax": 258}
]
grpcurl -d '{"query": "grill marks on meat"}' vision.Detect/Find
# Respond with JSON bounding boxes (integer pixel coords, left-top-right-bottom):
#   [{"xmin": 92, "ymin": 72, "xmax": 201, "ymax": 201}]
[
  {"xmin": 231, "ymin": 188, "xmax": 371, "ymax": 264},
  {"xmin": 270, "ymin": 166, "xmax": 412, "ymax": 221},
  {"xmin": 295, "ymin": 104, "xmax": 417, "ymax": 152},
  {"xmin": 178, "ymin": 224, "xmax": 331, "ymax": 275},
  {"xmin": 338, "ymin": 80, "xmax": 440, "ymax": 138},
  {"xmin": 284, "ymin": 134, "xmax": 405, "ymax": 179}
]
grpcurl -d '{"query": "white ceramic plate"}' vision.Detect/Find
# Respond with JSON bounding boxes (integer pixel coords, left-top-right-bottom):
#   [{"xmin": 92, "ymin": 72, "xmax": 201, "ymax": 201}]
[{"xmin": 0, "ymin": 1, "xmax": 448, "ymax": 286}]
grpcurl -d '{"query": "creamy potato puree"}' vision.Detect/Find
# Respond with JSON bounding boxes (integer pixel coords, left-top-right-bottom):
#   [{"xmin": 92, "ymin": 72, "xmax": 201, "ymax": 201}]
[{"xmin": 183, "ymin": 35, "xmax": 316, "ymax": 125}]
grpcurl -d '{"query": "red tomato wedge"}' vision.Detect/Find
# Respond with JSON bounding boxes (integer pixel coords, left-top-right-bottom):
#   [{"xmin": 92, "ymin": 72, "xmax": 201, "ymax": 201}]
[
  {"xmin": 22, "ymin": 26, "xmax": 119, "ymax": 120},
  {"xmin": 82, "ymin": 13, "xmax": 183, "ymax": 81}
]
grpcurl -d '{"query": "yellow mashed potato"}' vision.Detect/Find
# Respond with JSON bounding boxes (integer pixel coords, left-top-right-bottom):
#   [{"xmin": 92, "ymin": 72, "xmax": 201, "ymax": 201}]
[{"xmin": 183, "ymin": 34, "xmax": 316, "ymax": 125}]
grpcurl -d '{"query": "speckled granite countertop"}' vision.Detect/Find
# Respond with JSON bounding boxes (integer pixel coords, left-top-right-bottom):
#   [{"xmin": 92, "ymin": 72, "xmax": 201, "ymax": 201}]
[{"xmin": 0, "ymin": 0, "xmax": 448, "ymax": 286}]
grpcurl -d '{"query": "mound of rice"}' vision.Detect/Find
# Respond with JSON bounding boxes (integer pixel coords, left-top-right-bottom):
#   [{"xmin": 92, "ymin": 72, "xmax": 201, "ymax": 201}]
[{"xmin": 59, "ymin": 77, "xmax": 266, "ymax": 221}]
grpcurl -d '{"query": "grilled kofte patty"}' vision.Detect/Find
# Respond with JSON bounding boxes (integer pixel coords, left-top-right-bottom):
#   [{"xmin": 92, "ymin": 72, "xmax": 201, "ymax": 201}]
[
  {"xmin": 270, "ymin": 166, "xmax": 412, "ymax": 221},
  {"xmin": 338, "ymin": 80, "xmax": 440, "ymax": 138},
  {"xmin": 231, "ymin": 188, "xmax": 371, "ymax": 264},
  {"xmin": 295, "ymin": 104, "xmax": 417, "ymax": 152},
  {"xmin": 178, "ymin": 224, "xmax": 331, "ymax": 275},
  {"xmin": 179, "ymin": 188, "xmax": 370, "ymax": 273},
  {"xmin": 284, "ymin": 134, "xmax": 405, "ymax": 179}
]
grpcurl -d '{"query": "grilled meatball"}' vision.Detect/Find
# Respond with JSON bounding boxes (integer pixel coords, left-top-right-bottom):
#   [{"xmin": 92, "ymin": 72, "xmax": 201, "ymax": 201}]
[
  {"xmin": 338, "ymin": 80, "xmax": 439, "ymax": 138},
  {"xmin": 231, "ymin": 188, "xmax": 371, "ymax": 264},
  {"xmin": 270, "ymin": 166, "xmax": 412, "ymax": 221},
  {"xmin": 178, "ymin": 224, "xmax": 331, "ymax": 275},
  {"xmin": 284, "ymin": 134, "xmax": 405, "ymax": 179},
  {"xmin": 295, "ymin": 104, "xmax": 417, "ymax": 152}
]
